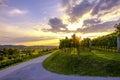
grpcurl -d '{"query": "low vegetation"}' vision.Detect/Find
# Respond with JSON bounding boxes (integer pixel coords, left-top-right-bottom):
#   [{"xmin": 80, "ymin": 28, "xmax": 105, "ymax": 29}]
[
  {"xmin": 0, "ymin": 48, "xmax": 56, "ymax": 69},
  {"xmin": 43, "ymin": 49, "xmax": 120, "ymax": 77}
]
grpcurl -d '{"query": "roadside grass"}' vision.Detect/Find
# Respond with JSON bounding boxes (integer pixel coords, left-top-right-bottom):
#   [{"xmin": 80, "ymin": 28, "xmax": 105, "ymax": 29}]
[{"xmin": 43, "ymin": 49, "xmax": 120, "ymax": 77}]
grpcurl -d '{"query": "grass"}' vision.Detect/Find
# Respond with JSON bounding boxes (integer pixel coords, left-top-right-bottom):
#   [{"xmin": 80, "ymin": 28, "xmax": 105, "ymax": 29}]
[{"xmin": 43, "ymin": 49, "xmax": 120, "ymax": 77}]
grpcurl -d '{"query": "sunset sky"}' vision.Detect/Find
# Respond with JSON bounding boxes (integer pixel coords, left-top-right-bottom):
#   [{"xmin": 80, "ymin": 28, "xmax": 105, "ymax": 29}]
[{"xmin": 0, "ymin": 0, "xmax": 120, "ymax": 46}]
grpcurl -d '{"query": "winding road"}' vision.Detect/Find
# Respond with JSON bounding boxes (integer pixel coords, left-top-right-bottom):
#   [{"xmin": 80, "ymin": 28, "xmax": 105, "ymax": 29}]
[{"xmin": 0, "ymin": 53, "xmax": 120, "ymax": 80}]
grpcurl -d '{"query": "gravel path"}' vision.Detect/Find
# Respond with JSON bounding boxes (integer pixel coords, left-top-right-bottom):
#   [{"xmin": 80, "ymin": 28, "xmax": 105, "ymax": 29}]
[{"xmin": 0, "ymin": 53, "xmax": 120, "ymax": 80}]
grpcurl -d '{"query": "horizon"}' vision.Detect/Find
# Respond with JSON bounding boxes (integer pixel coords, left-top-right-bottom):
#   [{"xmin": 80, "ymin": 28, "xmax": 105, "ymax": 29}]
[
  {"xmin": 0, "ymin": 44, "xmax": 58, "ymax": 47},
  {"xmin": 0, "ymin": 0, "xmax": 120, "ymax": 46}
]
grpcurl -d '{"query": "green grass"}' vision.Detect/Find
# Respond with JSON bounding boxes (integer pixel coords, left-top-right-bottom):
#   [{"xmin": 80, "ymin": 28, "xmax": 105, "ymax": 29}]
[{"xmin": 43, "ymin": 49, "xmax": 120, "ymax": 77}]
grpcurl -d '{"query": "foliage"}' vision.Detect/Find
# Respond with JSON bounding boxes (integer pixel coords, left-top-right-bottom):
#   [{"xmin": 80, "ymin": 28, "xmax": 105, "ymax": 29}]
[
  {"xmin": 114, "ymin": 23, "xmax": 120, "ymax": 35},
  {"xmin": 90, "ymin": 33, "xmax": 117, "ymax": 52},
  {"xmin": 0, "ymin": 48, "xmax": 56, "ymax": 69},
  {"xmin": 59, "ymin": 34, "xmax": 80, "ymax": 49},
  {"xmin": 80, "ymin": 38, "xmax": 90, "ymax": 47},
  {"xmin": 59, "ymin": 37, "xmax": 73, "ymax": 49},
  {"xmin": 59, "ymin": 34, "xmax": 80, "ymax": 55}
]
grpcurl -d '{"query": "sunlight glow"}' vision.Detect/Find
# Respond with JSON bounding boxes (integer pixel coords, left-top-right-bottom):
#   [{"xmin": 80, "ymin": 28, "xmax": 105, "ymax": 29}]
[
  {"xmin": 100, "ymin": 7, "xmax": 120, "ymax": 22},
  {"xmin": 81, "ymin": 32, "xmax": 111, "ymax": 39},
  {"xmin": 17, "ymin": 39, "xmax": 59, "ymax": 46},
  {"xmin": 66, "ymin": 10, "xmax": 92, "ymax": 31}
]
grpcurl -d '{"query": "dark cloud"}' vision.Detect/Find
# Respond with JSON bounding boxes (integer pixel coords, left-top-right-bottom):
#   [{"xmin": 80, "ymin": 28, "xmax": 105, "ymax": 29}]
[
  {"xmin": 0, "ymin": 0, "xmax": 3, "ymax": 5},
  {"xmin": 69, "ymin": 0, "xmax": 94, "ymax": 21},
  {"xmin": 43, "ymin": 17, "xmax": 68, "ymax": 32},
  {"xmin": 77, "ymin": 19, "xmax": 120, "ymax": 33},
  {"xmin": 91, "ymin": 0, "xmax": 120, "ymax": 15},
  {"xmin": 62, "ymin": 0, "xmax": 79, "ymax": 8},
  {"xmin": 83, "ymin": 18, "xmax": 101, "ymax": 26},
  {"xmin": 0, "ymin": 0, "xmax": 7, "ymax": 7},
  {"xmin": 43, "ymin": 0, "xmax": 120, "ymax": 34},
  {"xmin": 62, "ymin": 0, "xmax": 120, "ymax": 22},
  {"xmin": 62, "ymin": 0, "xmax": 96, "ymax": 22},
  {"xmin": 62, "ymin": 0, "xmax": 70, "ymax": 7}
]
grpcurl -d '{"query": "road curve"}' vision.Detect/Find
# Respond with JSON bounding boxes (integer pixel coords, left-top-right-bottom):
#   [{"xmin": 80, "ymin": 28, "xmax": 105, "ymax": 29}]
[{"xmin": 0, "ymin": 53, "xmax": 120, "ymax": 80}]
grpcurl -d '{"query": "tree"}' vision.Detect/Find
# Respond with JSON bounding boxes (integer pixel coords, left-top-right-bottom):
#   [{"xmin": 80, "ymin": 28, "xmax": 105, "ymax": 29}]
[
  {"xmin": 59, "ymin": 34, "xmax": 81, "ymax": 55},
  {"xmin": 114, "ymin": 23, "xmax": 120, "ymax": 35},
  {"xmin": 72, "ymin": 34, "xmax": 81, "ymax": 55},
  {"xmin": 80, "ymin": 38, "xmax": 91, "ymax": 51}
]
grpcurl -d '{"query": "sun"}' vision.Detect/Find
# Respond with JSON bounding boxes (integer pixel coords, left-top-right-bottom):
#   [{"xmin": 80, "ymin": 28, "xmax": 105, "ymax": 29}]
[{"xmin": 67, "ymin": 21, "xmax": 83, "ymax": 31}]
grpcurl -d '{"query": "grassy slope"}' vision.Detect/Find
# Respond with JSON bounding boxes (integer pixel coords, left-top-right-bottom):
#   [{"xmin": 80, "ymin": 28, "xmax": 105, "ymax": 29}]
[{"xmin": 43, "ymin": 49, "xmax": 120, "ymax": 77}]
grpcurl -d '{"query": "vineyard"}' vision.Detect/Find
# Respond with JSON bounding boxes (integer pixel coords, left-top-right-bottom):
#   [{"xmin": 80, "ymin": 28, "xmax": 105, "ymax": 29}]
[
  {"xmin": 81, "ymin": 32, "xmax": 117, "ymax": 52},
  {"xmin": 59, "ymin": 23, "xmax": 120, "ymax": 53},
  {"xmin": 59, "ymin": 32, "xmax": 119, "ymax": 54},
  {"xmin": 43, "ymin": 23, "xmax": 120, "ymax": 77}
]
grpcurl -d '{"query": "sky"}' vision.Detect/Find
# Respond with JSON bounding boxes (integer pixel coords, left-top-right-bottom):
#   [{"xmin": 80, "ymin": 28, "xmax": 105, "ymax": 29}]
[{"xmin": 0, "ymin": 0, "xmax": 120, "ymax": 46}]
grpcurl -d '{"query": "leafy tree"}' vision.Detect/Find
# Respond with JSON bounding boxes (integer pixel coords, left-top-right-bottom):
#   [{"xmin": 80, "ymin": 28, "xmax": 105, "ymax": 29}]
[
  {"xmin": 72, "ymin": 34, "xmax": 80, "ymax": 55},
  {"xmin": 59, "ymin": 34, "xmax": 81, "ymax": 55},
  {"xmin": 114, "ymin": 23, "xmax": 120, "ymax": 35}
]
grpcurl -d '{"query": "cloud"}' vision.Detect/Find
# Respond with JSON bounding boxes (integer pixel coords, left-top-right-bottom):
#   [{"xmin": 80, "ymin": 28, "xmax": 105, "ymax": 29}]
[
  {"xmin": 69, "ymin": 0, "xmax": 94, "ymax": 21},
  {"xmin": 62, "ymin": 0, "xmax": 70, "ymax": 7},
  {"xmin": 57, "ymin": 0, "xmax": 120, "ymax": 34},
  {"xmin": 0, "ymin": 0, "xmax": 7, "ymax": 7},
  {"xmin": 0, "ymin": 35, "xmax": 57, "ymax": 45},
  {"xmin": 61, "ymin": 0, "xmax": 95, "ymax": 22},
  {"xmin": 91, "ymin": 0, "xmax": 120, "ymax": 15},
  {"xmin": 9, "ymin": 36, "xmax": 57, "ymax": 43},
  {"xmin": 8, "ymin": 9, "xmax": 27, "ymax": 15},
  {"xmin": 0, "ymin": 22, "xmax": 59, "ymax": 45},
  {"xmin": 43, "ymin": 17, "xmax": 68, "ymax": 32},
  {"xmin": 77, "ymin": 19, "xmax": 120, "ymax": 33},
  {"xmin": 83, "ymin": 18, "xmax": 101, "ymax": 26},
  {"xmin": 61, "ymin": 0, "xmax": 120, "ymax": 22}
]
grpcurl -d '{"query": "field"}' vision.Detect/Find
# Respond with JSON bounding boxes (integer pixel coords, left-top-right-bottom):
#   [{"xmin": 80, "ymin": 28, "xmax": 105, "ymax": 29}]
[
  {"xmin": 0, "ymin": 48, "xmax": 56, "ymax": 69},
  {"xmin": 43, "ymin": 49, "xmax": 120, "ymax": 77}
]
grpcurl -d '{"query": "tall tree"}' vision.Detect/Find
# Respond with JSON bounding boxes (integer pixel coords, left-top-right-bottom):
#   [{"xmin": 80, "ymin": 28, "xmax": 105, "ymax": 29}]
[{"xmin": 72, "ymin": 34, "xmax": 80, "ymax": 55}]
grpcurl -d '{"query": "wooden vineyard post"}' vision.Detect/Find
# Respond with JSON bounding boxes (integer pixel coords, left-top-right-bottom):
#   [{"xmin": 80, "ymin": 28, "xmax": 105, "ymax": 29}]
[
  {"xmin": 88, "ymin": 39, "xmax": 92, "ymax": 52},
  {"xmin": 117, "ymin": 35, "xmax": 120, "ymax": 53}
]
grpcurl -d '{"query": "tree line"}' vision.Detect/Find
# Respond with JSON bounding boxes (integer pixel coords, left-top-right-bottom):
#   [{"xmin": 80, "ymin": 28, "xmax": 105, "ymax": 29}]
[{"xmin": 59, "ymin": 23, "xmax": 120, "ymax": 53}]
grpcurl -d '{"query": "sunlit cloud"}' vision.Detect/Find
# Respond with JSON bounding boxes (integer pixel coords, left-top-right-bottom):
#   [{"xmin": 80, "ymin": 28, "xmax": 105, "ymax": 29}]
[
  {"xmin": 41, "ymin": 0, "xmax": 120, "ymax": 41},
  {"xmin": 8, "ymin": 9, "xmax": 28, "ymax": 15},
  {"xmin": 81, "ymin": 32, "xmax": 111, "ymax": 39},
  {"xmin": 0, "ymin": 22, "xmax": 60, "ymax": 45},
  {"xmin": 47, "ymin": 0, "xmax": 120, "ymax": 34},
  {"xmin": 91, "ymin": 0, "xmax": 120, "ymax": 15},
  {"xmin": 99, "ymin": 7, "xmax": 120, "ymax": 22},
  {"xmin": 1, "ymin": 0, "xmax": 120, "ymax": 46},
  {"xmin": 18, "ymin": 39, "xmax": 59, "ymax": 46}
]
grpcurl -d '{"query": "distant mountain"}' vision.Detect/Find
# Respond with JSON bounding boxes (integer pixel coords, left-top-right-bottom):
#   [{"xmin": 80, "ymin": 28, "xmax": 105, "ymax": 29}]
[
  {"xmin": 0, "ymin": 45, "xmax": 25, "ymax": 49},
  {"xmin": 27, "ymin": 45, "xmax": 57, "ymax": 49},
  {"xmin": 0, "ymin": 45, "xmax": 57, "ymax": 49}
]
